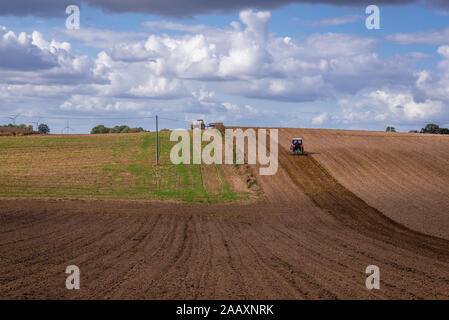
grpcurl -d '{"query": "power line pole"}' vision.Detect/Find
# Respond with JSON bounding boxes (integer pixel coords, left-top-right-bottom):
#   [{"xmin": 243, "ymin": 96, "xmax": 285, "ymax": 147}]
[{"xmin": 156, "ymin": 115, "xmax": 159, "ymax": 165}]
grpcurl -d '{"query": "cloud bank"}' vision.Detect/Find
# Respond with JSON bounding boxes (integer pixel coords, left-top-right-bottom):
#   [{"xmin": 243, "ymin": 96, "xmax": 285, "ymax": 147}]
[
  {"xmin": 1, "ymin": 9, "xmax": 448, "ymax": 131},
  {"xmin": 0, "ymin": 0, "xmax": 447, "ymax": 17}
]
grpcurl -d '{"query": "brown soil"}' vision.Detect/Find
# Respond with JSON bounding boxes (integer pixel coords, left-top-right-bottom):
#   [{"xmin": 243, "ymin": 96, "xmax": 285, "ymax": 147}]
[
  {"xmin": 0, "ymin": 127, "xmax": 38, "ymax": 136},
  {"xmin": 279, "ymin": 129, "xmax": 449, "ymax": 239},
  {"xmin": 1, "ymin": 129, "xmax": 449, "ymax": 299},
  {"xmin": 200, "ymin": 165, "xmax": 221, "ymax": 194}
]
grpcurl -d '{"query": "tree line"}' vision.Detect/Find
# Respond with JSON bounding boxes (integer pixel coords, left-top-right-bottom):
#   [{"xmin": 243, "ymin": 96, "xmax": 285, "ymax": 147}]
[
  {"xmin": 90, "ymin": 125, "xmax": 148, "ymax": 134},
  {"xmin": 419, "ymin": 123, "xmax": 449, "ymax": 134},
  {"xmin": 0, "ymin": 123, "xmax": 50, "ymax": 134},
  {"xmin": 386, "ymin": 123, "xmax": 449, "ymax": 134}
]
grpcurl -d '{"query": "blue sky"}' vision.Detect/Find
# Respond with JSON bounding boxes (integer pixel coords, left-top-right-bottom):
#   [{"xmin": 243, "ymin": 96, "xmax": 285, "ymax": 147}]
[{"xmin": 1, "ymin": 1, "xmax": 449, "ymax": 133}]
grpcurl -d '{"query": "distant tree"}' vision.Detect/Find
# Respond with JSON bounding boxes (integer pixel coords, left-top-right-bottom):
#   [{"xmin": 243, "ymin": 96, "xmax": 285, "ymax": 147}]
[
  {"xmin": 27, "ymin": 125, "xmax": 33, "ymax": 131},
  {"xmin": 90, "ymin": 124, "xmax": 147, "ymax": 134},
  {"xmin": 118, "ymin": 125, "xmax": 130, "ymax": 133},
  {"xmin": 110, "ymin": 125, "xmax": 129, "ymax": 133},
  {"xmin": 408, "ymin": 130, "xmax": 418, "ymax": 133},
  {"xmin": 38, "ymin": 123, "xmax": 50, "ymax": 134},
  {"xmin": 386, "ymin": 126, "xmax": 396, "ymax": 132},
  {"xmin": 419, "ymin": 123, "xmax": 449, "ymax": 135},
  {"xmin": 421, "ymin": 123, "xmax": 440, "ymax": 134},
  {"xmin": 90, "ymin": 125, "xmax": 109, "ymax": 134}
]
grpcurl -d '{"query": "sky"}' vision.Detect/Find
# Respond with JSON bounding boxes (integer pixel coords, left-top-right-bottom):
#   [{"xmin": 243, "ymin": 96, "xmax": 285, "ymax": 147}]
[{"xmin": 1, "ymin": 0, "xmax": 449, "ymax": 133}]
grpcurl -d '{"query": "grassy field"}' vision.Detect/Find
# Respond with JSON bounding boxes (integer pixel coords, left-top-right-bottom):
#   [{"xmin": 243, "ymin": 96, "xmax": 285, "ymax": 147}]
[{"xmin": 0, "ymin": 132, "xmax": 249, "ymax": 203}]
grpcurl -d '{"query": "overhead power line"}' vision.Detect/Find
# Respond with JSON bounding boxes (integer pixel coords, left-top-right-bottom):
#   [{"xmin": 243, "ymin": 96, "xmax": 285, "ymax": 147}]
[
  {"xmin": 0, "ymin": 114, "xmax": 155, "ymax": 120},
  {"xmin": 0, "ymin": 114, "xmax": 199, "ymax": 124},
  {"xmin": 8, "ymin": 114, "xmax": 20, "ymax": 125},
  {"xmin": 31, "ymin": 117, "xmax": 42, "ymax": 128},
  {"xmin": 158, "ymin": 117, "xmax": 192, "ymax": 124}
]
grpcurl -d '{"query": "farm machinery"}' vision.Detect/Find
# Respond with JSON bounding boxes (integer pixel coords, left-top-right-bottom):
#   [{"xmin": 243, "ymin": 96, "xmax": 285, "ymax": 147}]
[{"xmin": 290, "ymin": 137, "xmax": 307, "ymax": 155}]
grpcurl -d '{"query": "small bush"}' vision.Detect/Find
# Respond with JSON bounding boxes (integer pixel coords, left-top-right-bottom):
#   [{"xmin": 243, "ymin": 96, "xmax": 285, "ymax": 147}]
[
  {"xmin": 38, "ymin": 123, "xmax": 50, "ymax": 134},
  {"xmin": 386, "ymin": 126, "xmax": 396, "ymax": 132}
]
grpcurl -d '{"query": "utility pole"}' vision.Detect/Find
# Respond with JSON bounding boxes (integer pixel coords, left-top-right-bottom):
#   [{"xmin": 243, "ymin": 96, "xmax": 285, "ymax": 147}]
[{"xmin": 156, "ymin": 115, "xmax": 159, "ymax": 165}]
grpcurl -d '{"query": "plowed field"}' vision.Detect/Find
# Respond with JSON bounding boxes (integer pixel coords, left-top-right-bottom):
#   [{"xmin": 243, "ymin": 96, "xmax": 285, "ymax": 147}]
[
  {"xmin": 1, "ymin": 129, "xmax": 448, "ymax": 299},
  {"xmin": 279, "ymin": 129, "xmax": 449, "ymax": 239}
]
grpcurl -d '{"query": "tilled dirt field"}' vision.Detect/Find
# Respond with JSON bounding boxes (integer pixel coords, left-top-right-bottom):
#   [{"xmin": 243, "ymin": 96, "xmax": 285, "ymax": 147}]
[
  {"xmin": 1, "ymin": 129, "xmax": 449, "ymax": 299},
  {"xmin": 282, "ymin": 129, "xmax": 449, "ymax": 239}
]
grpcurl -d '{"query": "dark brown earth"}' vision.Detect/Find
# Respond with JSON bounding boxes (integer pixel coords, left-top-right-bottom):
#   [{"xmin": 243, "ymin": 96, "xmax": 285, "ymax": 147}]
[
  {"xmin": 281, "ymin": 128, "xmax": 449, "ymax": 240},
  {"xmin": 1, "ymin": 129, "xmax": 449, "ymax": 299},
  {"xmin": 0, "ymin": 127, "xmax": 37, "ymax": 136}
]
